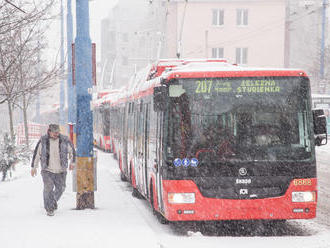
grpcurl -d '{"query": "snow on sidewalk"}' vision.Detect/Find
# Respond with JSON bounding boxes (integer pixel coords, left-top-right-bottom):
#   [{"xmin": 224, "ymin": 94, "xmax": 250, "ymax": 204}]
[{"xmin": 0, "ymin": 152, "xmax": 159, "ymax": 248}]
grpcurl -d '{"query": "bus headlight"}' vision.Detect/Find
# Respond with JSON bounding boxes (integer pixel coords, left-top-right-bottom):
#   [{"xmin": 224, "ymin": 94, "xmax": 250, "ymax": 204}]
[
  {"xmin": 168, "ymin": 193, "xmax": 195, "ymax": 204},
  {"xmin": 292, "ymin": 192, "xmax": 316, "ymax": 202}
]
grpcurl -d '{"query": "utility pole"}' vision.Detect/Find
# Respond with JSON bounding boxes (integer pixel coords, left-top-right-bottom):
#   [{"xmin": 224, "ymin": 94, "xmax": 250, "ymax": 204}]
[
  {"xmin": 59, "ymin": 0, "xmax": 65, "ymax": 125},
  {"xmin": 74, "ymin": 0, "xmax": 95, "ymax": 209},
  {"xmin": 320, "ymin": 0, "xmax": 327, "ymax": 82},
  {"xmin": 67, "ymin": 0, "xmax": 75, "ymax": 134},
  {"xmin": 177, "ymin": 0, "xmax": 188, "ymax": 58},
  {"xmin": 35, "ymin": 42, "xmax": 41, "ymax": 123},
  {"xmin": 284, "ymin": 0, "xmax": 290, "ymax": 68}
]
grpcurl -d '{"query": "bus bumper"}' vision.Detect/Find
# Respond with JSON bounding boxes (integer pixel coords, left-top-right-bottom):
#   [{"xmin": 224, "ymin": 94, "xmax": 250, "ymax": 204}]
[{"xmin": 162, "ymin": 179, "xmax": 317, "ymax": 221}]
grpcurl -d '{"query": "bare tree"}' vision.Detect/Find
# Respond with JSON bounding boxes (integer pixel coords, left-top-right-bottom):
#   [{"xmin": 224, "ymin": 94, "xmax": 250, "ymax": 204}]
[
  {"xmin": 15, "ymin": 30, "xmax": 62, "ymax": 147},
  {"xmin": 0, "ymin": 0, "xmax": 62, "ymax": 142}
]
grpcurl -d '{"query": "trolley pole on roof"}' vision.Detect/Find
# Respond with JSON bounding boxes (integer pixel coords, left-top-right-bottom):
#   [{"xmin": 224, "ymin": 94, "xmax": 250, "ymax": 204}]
[
  {"xmin": 74, "ymin": 0, "xmax": 95, "ymax": 209},
  {"xmin": 59, "ymin": 0, "xmax": 65, "ymax": 126},
  {"xmin": 67, "ymin": 0, "xmax": 76, "ymax": 136}
]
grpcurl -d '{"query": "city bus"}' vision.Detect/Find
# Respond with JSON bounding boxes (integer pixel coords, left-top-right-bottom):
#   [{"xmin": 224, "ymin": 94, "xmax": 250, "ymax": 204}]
[
  {"xmin": 93, "ymin": 89, "xmax": 121, "ymax": 152},
  {"xmin": 106, "ymin": 61, "xmax": 327, "ymax": 223}
]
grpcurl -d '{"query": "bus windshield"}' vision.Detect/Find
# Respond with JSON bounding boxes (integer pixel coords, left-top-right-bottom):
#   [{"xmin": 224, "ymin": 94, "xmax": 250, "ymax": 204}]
[{"xmin": 167, "ymin": 77, "xmax": 313, "ymax": 162}]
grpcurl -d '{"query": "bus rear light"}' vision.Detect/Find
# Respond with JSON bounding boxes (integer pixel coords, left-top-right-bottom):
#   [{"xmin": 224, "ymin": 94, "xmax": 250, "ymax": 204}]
[
  {"xmin": 168, "ymin": 193, "xmax": 195, "ymax": 204},
  {"xmin": 292, "ymin": 191, "xmax": 316, "ymax": 202}
]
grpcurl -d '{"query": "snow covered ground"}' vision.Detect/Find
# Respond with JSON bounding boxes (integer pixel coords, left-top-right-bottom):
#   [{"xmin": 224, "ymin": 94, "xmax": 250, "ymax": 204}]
[{"xmin": 1, "ymin": 149, "xmax": 330, "ymax": 248}]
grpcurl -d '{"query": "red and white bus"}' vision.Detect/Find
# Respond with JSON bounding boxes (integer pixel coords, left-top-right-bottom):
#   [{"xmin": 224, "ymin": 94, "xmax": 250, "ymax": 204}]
[
  {"xmin": 93, "ymin": 89, "xmax": 122, "ymax": 152},
  {"xmin": 100, "ymin": 60, "xmax": 327, "ymax": 224}
]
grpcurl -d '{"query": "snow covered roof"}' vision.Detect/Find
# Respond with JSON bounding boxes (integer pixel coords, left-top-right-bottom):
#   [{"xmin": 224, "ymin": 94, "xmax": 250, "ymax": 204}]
[
  {"xmin": 168, "ymin": 62, "xmax": 303, "ymax": 73},
  {"xmin": 97, "ymin": 89, "xmax": 121, "ymax": 99},
  {"xmin": 161, "ymin": 61, "xmax": 307, "ymax": 81}
]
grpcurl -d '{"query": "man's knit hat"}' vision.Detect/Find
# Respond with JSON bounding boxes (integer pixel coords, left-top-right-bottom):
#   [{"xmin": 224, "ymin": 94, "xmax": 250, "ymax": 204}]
[{"xmin": 48, "ymin": 124, "xmax": 60, "ymax": 133}]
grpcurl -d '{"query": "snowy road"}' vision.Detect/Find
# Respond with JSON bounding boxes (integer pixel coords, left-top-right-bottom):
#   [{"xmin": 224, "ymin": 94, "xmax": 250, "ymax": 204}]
[{"xmin": 0, "ymin": 149, "xmax": 330, "ymax": 248}]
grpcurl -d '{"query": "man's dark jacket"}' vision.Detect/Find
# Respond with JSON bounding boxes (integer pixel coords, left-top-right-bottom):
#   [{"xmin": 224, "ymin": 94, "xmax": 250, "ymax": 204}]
[{"xmin": 31, "ymin": 134, "xmax": 76, "ymax": 170}]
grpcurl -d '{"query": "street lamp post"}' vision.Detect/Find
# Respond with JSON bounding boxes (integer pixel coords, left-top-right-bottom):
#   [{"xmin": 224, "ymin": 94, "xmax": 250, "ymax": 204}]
[
  {"xmin": 67, "ymin": 0, "xmax": 75, "ymax": 135},
  {"xmin": 59, "ymin": 0, "xmax": 65, "ymax": 126},
  {"xmin": 74, "ymin": 0, "xmax": 95, "ymax": 209}
]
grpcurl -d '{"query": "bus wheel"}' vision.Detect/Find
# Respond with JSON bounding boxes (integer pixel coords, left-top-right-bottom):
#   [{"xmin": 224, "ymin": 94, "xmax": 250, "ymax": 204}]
[
  {"xmin": 120, "ymin": 171, "xmax": 127, "ymax": 182},
  {"xmin": 131, "ymin": 167, "xmax": 143, "ymax": 199},
  {"xmin": 150, "ymin": 183, "xmax": 169, "ymax": 225},
  {"xmin": 156, "ymin": 210, "xmax": 169, "ymax": 225},
  {"xmin": 119, "ymin": 157, "xmax": 126, "ymax": 181},
  {"xmin": 149, "ymin": 183, "xmax": 156, "ymax": 214},
  {"xmin": 132, "ymin": 188, "xmax": 141, "ymax": 198}
]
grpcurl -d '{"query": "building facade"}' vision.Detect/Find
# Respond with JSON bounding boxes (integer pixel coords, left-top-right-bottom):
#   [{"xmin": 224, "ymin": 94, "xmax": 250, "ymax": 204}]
[
  {"xmin": 101, "ymin": 0, "xmax": 289, "ymax": 89},
  {"xmin": 287, "ymin": 0, "xmax": 325, "ymax": 93},
  {"xmin": 100, "ymin": 0, "xmax": 161, "ymax": 89},
  {"xmin": 164, "ymin": 0, "xmax": 286, "ymax": 67}
]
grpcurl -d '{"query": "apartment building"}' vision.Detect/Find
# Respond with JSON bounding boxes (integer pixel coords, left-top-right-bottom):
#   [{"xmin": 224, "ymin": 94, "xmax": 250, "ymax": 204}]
[
  {"xmin": 101, "ymin": 0, "xmax": 287, "ymax": 89},
  {"xmin": 100, "ymin": 0, "xmax": 160, "ymax": 89},
  {"xmin": 164, "ymin": 0, "xmax": 286, "ymax": 67}
]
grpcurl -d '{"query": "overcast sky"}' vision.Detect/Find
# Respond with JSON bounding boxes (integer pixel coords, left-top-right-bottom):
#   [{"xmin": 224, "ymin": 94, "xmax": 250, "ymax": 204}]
[
  {"xmin": 40, "ymin": 0, "xmax": 118, "ymax": 109},
  {"xmin": 90, "ymin": 0, "xmax": 118, "ymax": 51},
  {"xmin": 45, "ymin": 0, "xmax": 117, "ymax": 65}
]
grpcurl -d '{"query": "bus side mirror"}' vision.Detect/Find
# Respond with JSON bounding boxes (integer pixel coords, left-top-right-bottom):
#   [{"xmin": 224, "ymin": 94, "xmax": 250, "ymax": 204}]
[
  {"xmin": 312, "ymin": 109, "xmax": 327, "ymax": 146},
  {"xmin": 153, "ymin": 86, "xmax": 168, "ymax": 112}
]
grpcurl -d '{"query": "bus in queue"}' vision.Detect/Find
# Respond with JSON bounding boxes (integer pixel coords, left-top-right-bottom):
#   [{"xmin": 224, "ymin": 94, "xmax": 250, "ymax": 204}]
[
  {"xmin": 106, "ymin": 61, "xmax": 327, "ymax": 223},
  {"xmin": 93, "ymin": 89, "xmax": 122, "ymax": 152}
]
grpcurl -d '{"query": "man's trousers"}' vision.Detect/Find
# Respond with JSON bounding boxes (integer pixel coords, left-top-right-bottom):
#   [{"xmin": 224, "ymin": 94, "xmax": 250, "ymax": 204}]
[{"xmin": 41, "ymin": 170, "xmax": 67, "ymax": 212}]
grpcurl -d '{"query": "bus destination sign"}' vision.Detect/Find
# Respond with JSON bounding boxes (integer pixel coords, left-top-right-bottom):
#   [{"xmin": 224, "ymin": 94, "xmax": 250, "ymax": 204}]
[{"xmin": 194, "ymin": 79, "xmax": 281, "ymax": 94}]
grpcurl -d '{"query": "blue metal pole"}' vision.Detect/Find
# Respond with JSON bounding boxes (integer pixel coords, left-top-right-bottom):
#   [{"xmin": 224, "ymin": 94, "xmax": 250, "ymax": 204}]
[
  {"xmin": 320, "ymin": 0, "xmax": 327, "ymax": 81},
  {"xmin": 67, "ymin": 0, "xmax": 75, "ymax": 131},
  {"xmin": 60, "ymin": 0, "xmax": 65, "ymax": 125},
  {"xmin": 75, "ymin": 0, "xmax": 94, "ymax": 209}
]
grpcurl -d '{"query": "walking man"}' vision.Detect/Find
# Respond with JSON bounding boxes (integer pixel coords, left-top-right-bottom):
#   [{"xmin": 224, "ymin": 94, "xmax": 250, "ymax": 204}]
[{"xmin": 31, "ymin": 124, "xmax": 76, "ymax": 216}]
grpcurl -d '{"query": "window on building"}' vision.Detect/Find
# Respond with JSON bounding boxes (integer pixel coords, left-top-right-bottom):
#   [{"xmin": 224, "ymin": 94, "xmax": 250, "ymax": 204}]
[
  {"xmin": 236, "ymin": 48, "xmax": 248, "ymax": 64},
  {"xmin": 237, "ymin": 9, "xmax": 248, "ymax": 26},
  {"xmin": 212, "ymin": 9, "xmax": 224, "ymax": 26},
  {"xmin": 211, "ymin": 47, "xmax": 224, "ymax": 58}
]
